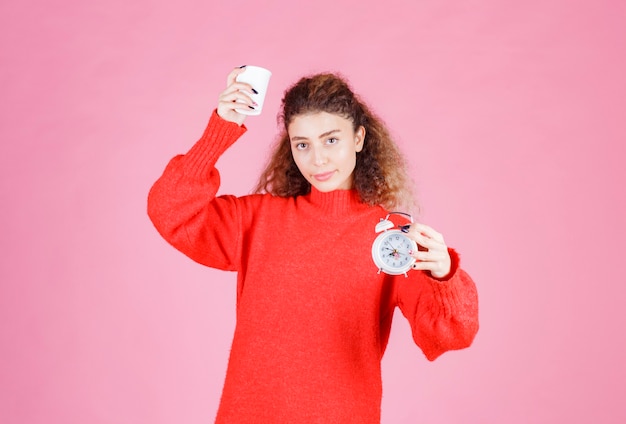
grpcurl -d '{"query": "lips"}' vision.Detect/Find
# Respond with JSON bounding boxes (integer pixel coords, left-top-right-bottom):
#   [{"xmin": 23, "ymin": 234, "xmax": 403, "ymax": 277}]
[{"xmin": 313, "ymin": 171, "xmax": 336, "ymax": 182}]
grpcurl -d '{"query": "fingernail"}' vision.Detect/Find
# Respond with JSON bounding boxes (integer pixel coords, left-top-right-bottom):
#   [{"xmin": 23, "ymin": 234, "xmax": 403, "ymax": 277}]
[
  {"xmin": 251, "ymin": 88, "xmax": 259, "ymax": 94},
  {"xmin": 248, "ymin": 105, "xmax": 256, "ymax": 110},
  {"xmin": 239, "ymin": 65, "xmax": 247, "ymax": 68}
]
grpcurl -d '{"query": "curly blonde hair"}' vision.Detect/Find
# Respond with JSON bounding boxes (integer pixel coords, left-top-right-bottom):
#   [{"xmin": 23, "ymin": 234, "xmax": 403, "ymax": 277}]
[{"xmin": 254, "ymin": 73, "xmax": 416, "ymax": 211}]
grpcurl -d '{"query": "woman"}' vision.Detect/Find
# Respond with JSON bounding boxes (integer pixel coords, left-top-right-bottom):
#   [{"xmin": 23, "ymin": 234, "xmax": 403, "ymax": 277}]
[{"xmin": 148, "ymin": 66, "xmax": 479, "ymax": 423}]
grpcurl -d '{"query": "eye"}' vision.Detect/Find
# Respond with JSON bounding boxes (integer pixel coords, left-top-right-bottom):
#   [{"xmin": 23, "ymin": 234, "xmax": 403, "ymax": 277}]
[
  {"xmin": 326, "ymin": 137, "xmax": 339, "ymax": 145},
  {"xmin": 295, "ymin": 142, "xmax": 308, "ymax": 150}
]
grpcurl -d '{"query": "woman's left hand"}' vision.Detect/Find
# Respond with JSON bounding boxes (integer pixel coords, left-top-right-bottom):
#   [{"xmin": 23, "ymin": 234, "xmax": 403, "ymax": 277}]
[{"xmin": 406, "ymin": 223, "xmax": 452, "ymax": 279}]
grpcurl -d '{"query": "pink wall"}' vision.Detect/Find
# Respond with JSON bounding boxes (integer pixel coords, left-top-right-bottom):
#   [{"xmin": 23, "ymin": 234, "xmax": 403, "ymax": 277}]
[{"xmin": 1, "ymin": 0, "xmax": 625, "ymax": 423}]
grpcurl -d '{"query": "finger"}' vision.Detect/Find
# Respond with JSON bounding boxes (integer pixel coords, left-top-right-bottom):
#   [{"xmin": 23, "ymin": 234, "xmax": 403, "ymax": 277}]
[
  {"xmin": 407, "ymin": 224, "xmax": 446, "ymax": 251},
  {"xmin": 225, "ymin": 72, "xmax": 257, "ymax": 99},
  {"xmin": 411, "ymin": 257, "xmax": 447, "ymax": 274},
  {"xmin": 218, "ymin": 100, "xmax": 256, "ymax": 117},
  {"xmin": 220, "ymin": 81, "xmax": 256, "ymax": 100},
  {"xmin": 410, "ymin": 245, "xmax": 451, "ymax": 276},
  {"xmin": 411, "ymin": 260, "xmax": 437, "ymax": 272},
  {"xmin": 412, "ymin": 260, "xmax": 449, "ymax": 278},
  {"xmin": 411, "ymin": 222, "xmax": 445, "ymax": 242},
  {"xmin": 219, "ymin": 87, "xmax": 256, "ymax": 106},
  {"xmin": 408, "ymin": 231, "xmax": 444, "ymax": 251},
  {"xmin": 226, "ymin": 66, "xmax": 248, "ymax": 87},
  {"xmin": 411, "ymin": 249, "xmax": 447, "ymax": 263}
]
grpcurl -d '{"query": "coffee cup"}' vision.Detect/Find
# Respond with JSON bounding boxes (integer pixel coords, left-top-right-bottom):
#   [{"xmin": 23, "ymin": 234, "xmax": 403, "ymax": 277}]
[{"xmin": 235, "ymin": 65, "xmax": 272, "ymax": 116}]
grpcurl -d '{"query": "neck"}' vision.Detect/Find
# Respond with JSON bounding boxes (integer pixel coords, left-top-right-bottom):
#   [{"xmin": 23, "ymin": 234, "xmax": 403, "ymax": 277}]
[{"xmin": 307, "ymin": 187, "xmax": 367, "ymax": 216}]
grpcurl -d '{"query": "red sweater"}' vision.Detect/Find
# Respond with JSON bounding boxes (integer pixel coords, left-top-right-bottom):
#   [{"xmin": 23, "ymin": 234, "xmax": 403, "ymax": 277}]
[{"xmin": 148, "ymin": 111, "xmax": 479, "ymax": 423}]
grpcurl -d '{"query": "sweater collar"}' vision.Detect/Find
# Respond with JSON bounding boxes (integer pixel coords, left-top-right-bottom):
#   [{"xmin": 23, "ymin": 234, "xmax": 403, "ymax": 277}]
[{"xmin": 306, "ymin": 187, "xmax": 369, "ymax": 217}]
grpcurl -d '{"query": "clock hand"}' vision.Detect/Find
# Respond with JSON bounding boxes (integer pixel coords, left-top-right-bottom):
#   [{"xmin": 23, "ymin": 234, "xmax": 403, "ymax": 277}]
[
  {"xmin": 387, "ymin": 239, "xmax": 400, "ymax": 251},
  {"xmin": 382, "ymin": 246, "xmax": 399, "ymax": 256},
  {"xmin": 386, "ymin": 242, "xmax": 412, "ymax": 258}
]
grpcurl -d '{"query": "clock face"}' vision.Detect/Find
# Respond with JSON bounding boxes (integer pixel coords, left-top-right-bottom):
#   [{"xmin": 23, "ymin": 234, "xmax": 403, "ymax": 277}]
[{"xmin": 372, "ymin": 230, "xmax": 417, "ymax": 275}]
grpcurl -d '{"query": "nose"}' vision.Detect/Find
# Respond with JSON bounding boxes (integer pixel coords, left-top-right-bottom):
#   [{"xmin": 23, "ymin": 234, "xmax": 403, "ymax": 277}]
[{"xmin": 312, "ymin": 146, "xmax": 327, "ymax": 166}]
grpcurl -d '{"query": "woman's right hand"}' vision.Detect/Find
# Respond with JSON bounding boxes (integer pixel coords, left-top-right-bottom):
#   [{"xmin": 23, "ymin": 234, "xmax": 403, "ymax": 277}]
[{"xmin": 217, "ymin": 66, "xmax": 257, "ymax": 126}]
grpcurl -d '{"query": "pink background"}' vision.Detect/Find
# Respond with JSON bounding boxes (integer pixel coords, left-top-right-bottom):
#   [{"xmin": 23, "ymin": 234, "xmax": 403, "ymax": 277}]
[{"xmin": 1, "ymin": 0, "xmax": 625, "ymax": 423}]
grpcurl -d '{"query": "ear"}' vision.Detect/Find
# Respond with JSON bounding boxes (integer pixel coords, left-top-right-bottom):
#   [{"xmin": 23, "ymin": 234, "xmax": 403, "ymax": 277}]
[{"xmin": 355, "ymin": 126, "xmax": 366, "ymax": 152}]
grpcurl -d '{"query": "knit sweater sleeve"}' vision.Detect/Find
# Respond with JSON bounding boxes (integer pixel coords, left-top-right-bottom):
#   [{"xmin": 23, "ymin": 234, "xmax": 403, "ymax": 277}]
[
  {"xmin": 147, "ymin": 110, "xmax": 249, "ymax": 270},
  {"xmin": 396, "ymin": 248, "xmax": 479, "ymax": 361}
]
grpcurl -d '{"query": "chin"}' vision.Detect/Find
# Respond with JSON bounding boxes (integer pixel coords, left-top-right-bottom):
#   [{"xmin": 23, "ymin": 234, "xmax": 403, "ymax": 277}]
[
  {"xmin": 308, "ymin": 174, "xmax": 353, "ymax": 192},
  {"xmin": 310, "ymin": 182, "xmax": 351, "ymax": 192}
]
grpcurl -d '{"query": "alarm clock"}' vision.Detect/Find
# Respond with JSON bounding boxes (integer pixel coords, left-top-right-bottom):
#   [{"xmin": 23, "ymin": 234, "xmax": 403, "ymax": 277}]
[{"xmin": 371, "ymin": 212, "xmax": 418, "ymax": 277}]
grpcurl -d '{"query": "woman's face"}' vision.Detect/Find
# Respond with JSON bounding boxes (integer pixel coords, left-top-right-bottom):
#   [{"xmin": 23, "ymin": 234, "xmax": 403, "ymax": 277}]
[{"xmin": 288, "ymin": 112, "xmax": 365, "ymax": 192}]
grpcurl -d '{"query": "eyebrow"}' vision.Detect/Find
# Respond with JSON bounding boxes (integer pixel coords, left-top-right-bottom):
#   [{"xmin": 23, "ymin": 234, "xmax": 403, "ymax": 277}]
[{"xmin": 290, "ymin": 129, "xmax": 341, "ymax": 142}]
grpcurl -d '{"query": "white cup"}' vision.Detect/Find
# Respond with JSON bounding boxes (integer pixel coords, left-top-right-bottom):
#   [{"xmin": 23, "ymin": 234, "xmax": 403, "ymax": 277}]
[{"xmin": 235, "ymin": 65, "xmax": 272, "ymax": 116}]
